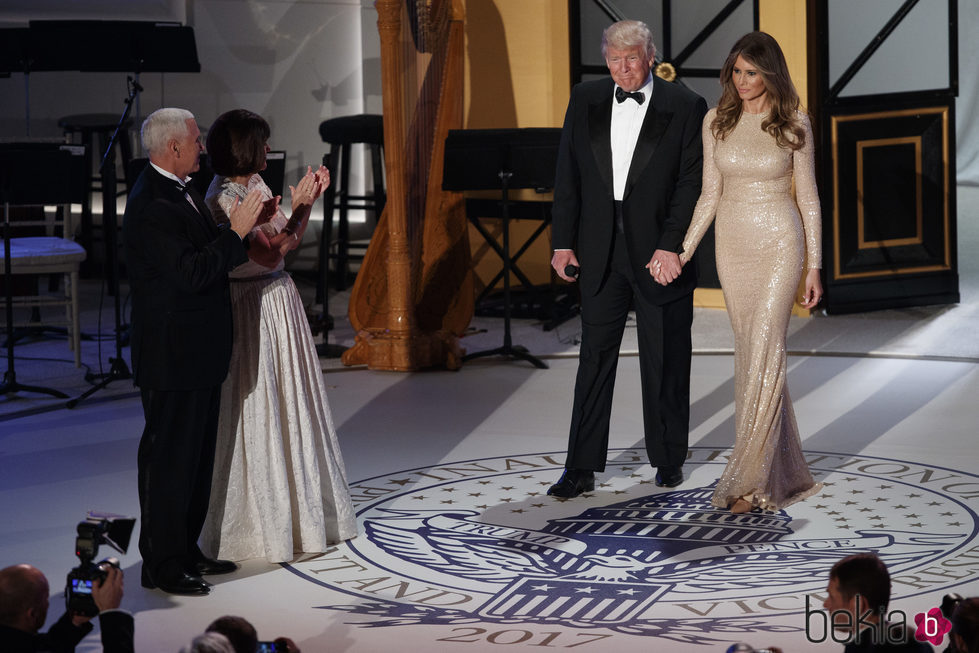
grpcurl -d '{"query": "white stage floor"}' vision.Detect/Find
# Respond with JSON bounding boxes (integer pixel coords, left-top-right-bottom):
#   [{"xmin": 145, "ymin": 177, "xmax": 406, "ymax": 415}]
[{"xmin": 4, "ymin": 352, "xmax": 978, "ymax": 652}]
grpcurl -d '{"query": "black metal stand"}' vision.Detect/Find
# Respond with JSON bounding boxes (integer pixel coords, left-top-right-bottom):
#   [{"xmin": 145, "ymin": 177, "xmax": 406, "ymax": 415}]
[
  {"xmin": 314, "ymin": 179, "xmax": 346, "ymax": 359},
  {"xmin": 442, "ymin": 128, "xmax": 561, "ymax": 369},
  {"xmin": 68, "ymin": 79, "xmax": 140, "ymax": 408},
  {"xmin": 464, "ymin": 196, "xmax": 580, "ymax": 331},
  {"xmin": 314, "ymin": 260, "xmax": 346, "ymax": 359},
  {"xmin": 461, "ymin": 171, "xmax": 546, "ymax": 369}
]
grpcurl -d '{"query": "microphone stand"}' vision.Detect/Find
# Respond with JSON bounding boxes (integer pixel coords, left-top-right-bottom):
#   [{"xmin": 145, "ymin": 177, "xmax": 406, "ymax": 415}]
[{"xmin": 68, "ymin": 75, "xmax": 140, "ymax": 408}]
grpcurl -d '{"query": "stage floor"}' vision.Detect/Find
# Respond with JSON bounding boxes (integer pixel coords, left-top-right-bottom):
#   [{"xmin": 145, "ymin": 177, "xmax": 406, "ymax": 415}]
[{"xmin": 4, "ymin": 352, "xmax": 978, "ymax": 652}]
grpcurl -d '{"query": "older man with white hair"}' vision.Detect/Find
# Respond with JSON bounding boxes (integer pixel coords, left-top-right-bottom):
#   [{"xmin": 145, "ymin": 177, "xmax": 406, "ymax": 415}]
[
  {"xmin": 123, "ymin": 108, "xmax": 262, "ymax": 595},
  {"xmin": 548, "ymin": 20, "xmax": 707, "ymax": 498}
]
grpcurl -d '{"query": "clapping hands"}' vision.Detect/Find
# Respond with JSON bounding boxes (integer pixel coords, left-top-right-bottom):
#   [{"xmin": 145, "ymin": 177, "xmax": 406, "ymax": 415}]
[
  {"xmin": 228, "ymin": 188, "xmax": 265, "ymax": 238},
  {"xmin": 291, "ymin": 165, "xmax": 330, "ymax": 212},
  {"xmin": 257, "ymin": 195, "xmax": 282, "ymax": 225}
]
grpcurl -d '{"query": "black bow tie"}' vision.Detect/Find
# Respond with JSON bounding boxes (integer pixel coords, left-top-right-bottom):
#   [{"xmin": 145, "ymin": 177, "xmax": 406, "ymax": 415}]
[
  {"xmin": 172, "ymin": 180, "xmax": 208, "ymax": 218},
  {"xmin": 615, "ymin": 87, "xmax": 645, "ymax": 105}
]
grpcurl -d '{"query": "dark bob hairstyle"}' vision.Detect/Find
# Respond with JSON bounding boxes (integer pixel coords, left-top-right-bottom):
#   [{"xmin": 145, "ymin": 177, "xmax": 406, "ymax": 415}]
[{"xmin": 206, "ymin": 109, "xmax": 270, "ymax": 177}]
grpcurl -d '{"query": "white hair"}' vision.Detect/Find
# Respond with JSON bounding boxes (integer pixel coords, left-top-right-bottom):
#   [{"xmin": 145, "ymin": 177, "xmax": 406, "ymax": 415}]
[
  {"xmin": 179, "ymin": 632, "xmax": 235, "ymax": 653},
  {"xmin": 141, "ymin": 107, "xmax": 195, "ymax": 157},
  {"xmin": 602, "ymin": 20, "xmax": 656, "ymax": 61}
]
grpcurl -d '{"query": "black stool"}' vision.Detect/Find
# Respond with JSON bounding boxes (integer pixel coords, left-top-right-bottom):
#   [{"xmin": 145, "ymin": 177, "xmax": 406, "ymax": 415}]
[
  {"xmin": 58, "ymin": 113, "xmax": 134, "ymax": 273},
  {"xmin": 318, "ymin": 114, "xmax": 386, "ymax": 292}
]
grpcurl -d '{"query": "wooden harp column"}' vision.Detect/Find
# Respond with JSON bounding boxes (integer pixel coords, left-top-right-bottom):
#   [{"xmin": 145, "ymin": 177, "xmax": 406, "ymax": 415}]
[{"xmin": 341, "ymin": 0, "xmax": 473, "ymax": 370}]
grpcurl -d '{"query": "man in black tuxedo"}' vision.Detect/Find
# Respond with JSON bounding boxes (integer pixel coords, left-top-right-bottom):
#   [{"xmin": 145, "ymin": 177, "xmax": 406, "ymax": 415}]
[
  {"xmin": 123, "ymin": 108, "xmax": 262, "ymax": 594},
  {"xmin": 548, "ymin": 20, "xmax": 707, "ymax": 498}
]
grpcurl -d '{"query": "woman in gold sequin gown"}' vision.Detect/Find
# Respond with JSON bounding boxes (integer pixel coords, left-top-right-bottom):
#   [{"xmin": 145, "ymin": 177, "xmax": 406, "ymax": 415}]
[{"xmin": 674, "ymin": 32, "xmax": 823, "ymax": 513}]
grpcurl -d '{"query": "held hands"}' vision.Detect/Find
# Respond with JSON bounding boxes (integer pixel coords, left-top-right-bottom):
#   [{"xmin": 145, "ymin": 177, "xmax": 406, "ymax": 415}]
[
  {"xmin": 228, "ymin": 189, "xmax": 264, "ymax": 238},
  {"xmin": 647, "ymin": 249, "xmax": 682, "ymax": 286},
  {"xmin": 291, "ymin": 165, "xmax": 330, "ymax": 212},
  {"xmin": 799, "ymin": 268, "xmax": 823, "ymax": 309},
  {"xmin": 552, "ymin": 250, "xmax": 580, "ymax": 283}
]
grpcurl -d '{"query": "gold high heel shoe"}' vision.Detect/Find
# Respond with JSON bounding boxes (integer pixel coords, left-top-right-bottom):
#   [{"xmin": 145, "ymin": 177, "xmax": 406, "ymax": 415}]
[{"xmin": 730, "ymin": 498, "xmax": 752, "ymax": 514}]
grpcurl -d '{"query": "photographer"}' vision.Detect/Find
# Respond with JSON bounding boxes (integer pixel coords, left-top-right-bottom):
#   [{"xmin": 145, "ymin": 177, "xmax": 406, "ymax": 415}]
[
  {"xmin": 949, "ymin": 597, "xmax": 979, "ymax": 653},
  {"xmin": 0, "ymin": 563, "xmax": 133, "ymax": 653},
  {"xmin": 205, "ymin": 615, "xmax": 300, "ymax": 653}
]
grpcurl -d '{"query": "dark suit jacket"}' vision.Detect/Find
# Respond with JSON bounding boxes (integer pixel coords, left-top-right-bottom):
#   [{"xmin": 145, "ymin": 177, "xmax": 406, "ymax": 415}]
[
  {"xmin": 0, "ymin": 611, "xmax": 135, "ymax": 653},
  {"xmin": 0, "ymin": 613, "xmax": 87, "ymax": 652},
  {"xmin": 95, "ymin": 611, "xmax": 135, "ymax": 653},
  {"xmin": 122, "ymin": 164, "xmax": 248, "ymax": 391},
  {"xmin": 551, "ymin": 76, "xmax": 707, "ymax": 305}
]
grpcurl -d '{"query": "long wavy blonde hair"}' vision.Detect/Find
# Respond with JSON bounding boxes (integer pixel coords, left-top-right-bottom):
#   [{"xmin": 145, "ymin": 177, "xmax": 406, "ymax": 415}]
[{"xmin": 712, "ymin": 31, "xmax": 806, "ymax": 151}]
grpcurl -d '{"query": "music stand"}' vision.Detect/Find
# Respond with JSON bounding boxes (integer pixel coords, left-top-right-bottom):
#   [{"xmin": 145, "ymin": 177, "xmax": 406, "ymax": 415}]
[
  {"xmin": 2, "ymin": 21, "xmax": 202, "ymax": 137},
  {"xmin": 443, "ymin": 128, "xmax": 561, "ymax": 369},
  {"xmin": 24, "ymin": 21, "xmax": 202, "ymax": 74},
  {"xmin": 1, "ymin": 143, "xmax": 87, "ymax": 398}
]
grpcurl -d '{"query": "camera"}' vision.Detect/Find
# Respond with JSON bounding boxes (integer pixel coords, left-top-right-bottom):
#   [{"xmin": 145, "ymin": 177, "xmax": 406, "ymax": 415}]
[
  {"xmin": 64, "ymin": 511, "xmax": 135, "ymax": 617},
  {"xmin": 257, "ymin": 642, "xmax": 287, "ymax": 653},
  {"xmin": 942, "ymin": 593, "xmax": 964, "ymax": 619},
  {"xmin": 66, "ymin": 557, "xmax": 120, "ymax": 616}
]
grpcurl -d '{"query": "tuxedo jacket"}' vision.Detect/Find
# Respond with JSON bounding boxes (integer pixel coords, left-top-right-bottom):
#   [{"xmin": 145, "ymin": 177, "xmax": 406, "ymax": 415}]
[
  {"xmin": 551, "ymin": 75, "xmax": 707, "ymax": 305},
  {"xmin": 122, "ymin": 164, "xmax": 248, "ymax": 391}
]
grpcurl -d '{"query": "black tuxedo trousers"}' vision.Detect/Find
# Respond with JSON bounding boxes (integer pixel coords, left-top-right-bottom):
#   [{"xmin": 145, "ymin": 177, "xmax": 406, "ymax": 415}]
[
  {"xmin": 566, "ymin": 232, "xmax": 693, "ymax": 471},
  {"xmin": 137, "ymin": 385, "xmax": 221, "ymax": 576}
]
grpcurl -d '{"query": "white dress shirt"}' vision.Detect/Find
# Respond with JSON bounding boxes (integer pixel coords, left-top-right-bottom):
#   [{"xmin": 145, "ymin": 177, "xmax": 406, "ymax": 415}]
[
  {"xmin": 553, "ymin": 74, "xmax": 655, "ymax": 254},
  {"xmin": 150, "ymin": 161, "xmax": 199, "ymax": 213},
  {"xmin": 610, "ymin": 74, "xmax": 654, "ymax": 200}
]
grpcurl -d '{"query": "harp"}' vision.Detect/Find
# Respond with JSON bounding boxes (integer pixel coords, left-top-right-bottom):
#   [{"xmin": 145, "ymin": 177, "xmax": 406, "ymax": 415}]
[{"xmin": 341, "ymin": 0, "xmax": 474, "ymax": 370}]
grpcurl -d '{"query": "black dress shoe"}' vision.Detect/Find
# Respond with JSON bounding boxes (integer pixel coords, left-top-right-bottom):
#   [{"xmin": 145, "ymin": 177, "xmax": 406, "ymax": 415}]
[
  {"xmin": 192, "ymin": 556, "xmax": 238, "ymax": 576},
  {"xmin": 142, "ymin": 567, "xmax": 210, "ymax": 595},
  {"xmin": 655, "ymin": 466, "xmax": 683, "ymax": 488},
  {"xmin": 547, "ymin": 469, "xmax": 595, "ymax": 498}
]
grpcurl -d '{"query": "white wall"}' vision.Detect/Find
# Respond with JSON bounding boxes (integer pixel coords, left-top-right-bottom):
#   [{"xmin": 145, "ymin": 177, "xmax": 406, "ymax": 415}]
[
  {"xmin": 0, "ymin": 0, "xmax": 381, "ymax": 195},
  {"xmin": 828, "ymin": 0, "xmax": 950, "ymax": 97},
  {"xmin": 955, "ymin": 0, "xmax": 979, "ymax": 185}
]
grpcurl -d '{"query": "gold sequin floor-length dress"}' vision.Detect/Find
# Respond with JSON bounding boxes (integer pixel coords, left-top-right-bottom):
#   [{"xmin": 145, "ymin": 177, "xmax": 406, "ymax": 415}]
[{"xmin": 681, "ymin": 108, "xmax": 823, "ymax": 511}]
